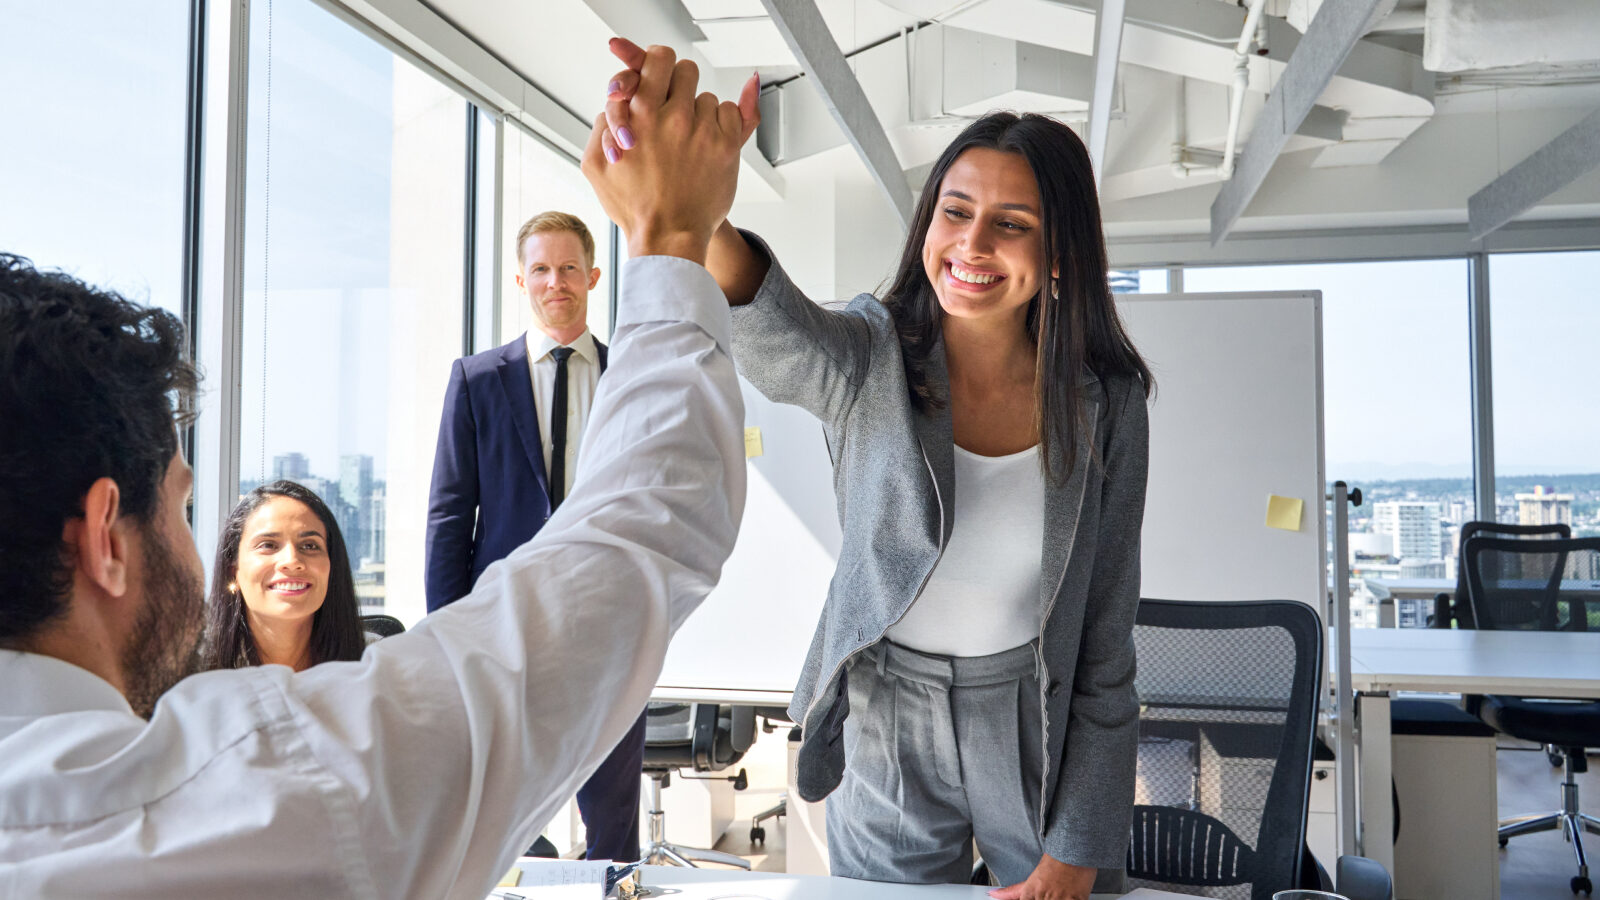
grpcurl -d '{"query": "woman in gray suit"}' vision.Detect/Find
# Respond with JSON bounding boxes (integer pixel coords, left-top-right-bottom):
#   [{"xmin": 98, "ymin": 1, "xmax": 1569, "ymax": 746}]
[{"xmin": 603, "ymin": 43, "xmax": 1153, "ymax": 900}]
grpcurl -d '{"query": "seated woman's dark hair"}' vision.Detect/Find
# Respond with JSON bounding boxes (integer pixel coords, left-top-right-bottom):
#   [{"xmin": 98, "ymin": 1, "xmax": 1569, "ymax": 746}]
[{"xmin": 198, "ymin": 480, "xmax": 367, "ymax": 669}]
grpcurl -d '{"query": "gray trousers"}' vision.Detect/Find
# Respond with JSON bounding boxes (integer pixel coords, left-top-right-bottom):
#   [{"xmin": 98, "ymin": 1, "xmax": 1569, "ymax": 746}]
[{"xmin": 826, "ymin": 640, "xmax": 1045, "ymax": 886}]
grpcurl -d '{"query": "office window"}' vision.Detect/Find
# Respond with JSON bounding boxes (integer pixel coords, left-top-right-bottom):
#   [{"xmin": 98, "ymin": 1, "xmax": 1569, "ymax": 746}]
[
  {"xmin": 469, "ymin": 108, "xmax": 498, "ymax": 353},
  {"xmin": 0, "ymin": 1, "xmax": 189, "ymax": 318},
  {"xmin": 238, "ymin": 0, "xmax": 468, "ymax": 624},
  {"xmin": 1185, "ymin": 260, "xmax": 1472, "ymax": 626},
  {"xmin": 1109, "ymin": 268, "xmax": 1169, "ymax": 294},
  {"xmin": 1489, "ymin": 250, "xmax": 1600, "ymax": 537},
  {"xmin": 501, "ymin": 128, "xmax": 614, "ymax": 343}
]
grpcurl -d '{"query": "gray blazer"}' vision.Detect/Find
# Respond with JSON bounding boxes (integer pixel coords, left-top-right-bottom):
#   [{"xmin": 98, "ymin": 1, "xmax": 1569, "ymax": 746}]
[{"xmin": 728, "ymin": 233, "xmax": 1147, "ymax": 869}]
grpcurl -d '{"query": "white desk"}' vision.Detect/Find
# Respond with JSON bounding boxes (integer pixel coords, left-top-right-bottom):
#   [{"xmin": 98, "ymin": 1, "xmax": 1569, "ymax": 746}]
[
  {"xmin": 1347, "ymin": 628, "xmax": 1600, "ymax": 874},
  {"xmin": 651, "ymin": 686, "xmax": 793, "ymax": 707},
  {"xmin": 500, "ymin": 864, "xmax": 1191, "ymax": 899}
]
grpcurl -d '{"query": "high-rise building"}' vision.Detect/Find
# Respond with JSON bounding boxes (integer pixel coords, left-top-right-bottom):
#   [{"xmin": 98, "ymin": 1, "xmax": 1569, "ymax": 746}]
[
  {"xmin": 1517, "ymin": 485, "xmax": 1574, "ymax": 527},
  {"xmin": 272, "ymin": 452, "xmax": 311, "ymax": 481},
  {"xmin": 1373, "ymin": 500, "xmax": 1443, "ymax": 563},
  {"xmin": 1108, "ymin": 269, "xmax": 1140, "ymax": 293},
  {"xmin": 339, "ymin": 454, "xmax": 374, "ymax": 562}
]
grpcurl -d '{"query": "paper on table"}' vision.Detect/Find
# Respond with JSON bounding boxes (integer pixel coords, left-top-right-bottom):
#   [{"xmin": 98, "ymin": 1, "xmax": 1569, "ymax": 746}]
[
  {"xmin": 494, "ymin": 859, "xmax": 610, "ymax": 899},
  {"xmin": 1265, "ymin": 494, "xmax": 1304, "ymax": 531}
]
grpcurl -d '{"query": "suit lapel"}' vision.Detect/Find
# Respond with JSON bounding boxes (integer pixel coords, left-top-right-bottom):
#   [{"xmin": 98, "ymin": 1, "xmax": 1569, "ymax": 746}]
[
  {"xmin": 1041, "ymin": 376, "xmax": 1100, "ymax": 610},
  {"xmin": 914, "ymin": 337, "xmax": 956, "ymax": 545},
  {"xmin": 495, "ymin": 336, "xmax": 551, "ymax": 497}
]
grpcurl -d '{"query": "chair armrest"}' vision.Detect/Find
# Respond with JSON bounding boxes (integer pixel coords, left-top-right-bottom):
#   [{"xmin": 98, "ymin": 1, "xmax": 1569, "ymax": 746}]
[{"xmin": 1336, "ymin": 854, "xmax": 1393, "ymax": 900}]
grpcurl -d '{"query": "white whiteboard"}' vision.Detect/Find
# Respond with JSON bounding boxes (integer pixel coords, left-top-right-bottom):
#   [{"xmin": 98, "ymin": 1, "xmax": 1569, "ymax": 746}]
[
  {"xmin": 657, "ymin": 375, "xmax": 840, "ymax": 697},
  {"xmin": 1118, "ymin": 291, "xmax": 1326, "ymax": 611},
  {"xmin": 658, "ymin": 290, "xmax": 1327, "ymax": 698}
]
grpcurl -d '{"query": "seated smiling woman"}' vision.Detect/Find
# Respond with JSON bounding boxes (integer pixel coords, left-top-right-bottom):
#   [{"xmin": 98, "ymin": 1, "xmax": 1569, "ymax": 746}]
[{"xmin": 198, "ymin": 480, "xmax": 367, "ymax": 672}]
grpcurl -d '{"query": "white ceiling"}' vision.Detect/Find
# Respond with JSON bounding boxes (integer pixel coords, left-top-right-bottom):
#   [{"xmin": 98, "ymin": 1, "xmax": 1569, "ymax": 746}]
[{"xmin": 422, "ymin": 0, "xmax": 1600, "ymax": 242}]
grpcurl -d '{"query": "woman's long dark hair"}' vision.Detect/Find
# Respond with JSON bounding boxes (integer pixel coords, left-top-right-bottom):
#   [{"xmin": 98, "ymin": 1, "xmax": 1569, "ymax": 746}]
[
  {"xmin": 197, "ymin": 480, "xmax": 366, "ymax": 670},
  {"xmin": 881, "ymin": 111, "xmax": 1153, "ymax": 483}
]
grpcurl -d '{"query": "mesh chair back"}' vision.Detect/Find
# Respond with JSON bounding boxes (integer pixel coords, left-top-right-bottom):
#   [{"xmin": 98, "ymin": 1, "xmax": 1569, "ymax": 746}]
[
  {"xmin": 1463, "ymin": 536, "xmax": 1600, "ymax": 633},
  {"xmin": 1444, "ymin": 522, "xmax": 1569, "ymax": 628},
  {"xmin": 360, "ymin": 614, "xmax": 406, "ymax": 639},
  {"xmin": 643, "ymin": 703, "xmax": 753, "ymax": 773},
  {"xmin": 1127, "ymin": 600, "xmax": 1323, "ymax": 900}
]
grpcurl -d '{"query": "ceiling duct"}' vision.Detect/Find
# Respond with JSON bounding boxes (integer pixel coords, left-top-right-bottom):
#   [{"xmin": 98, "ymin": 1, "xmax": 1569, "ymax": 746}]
[
  {"xmin": 1425, "ymin": 0, "xmax": 1600, "ymax": 73},
  {"xmin": 876, "ymin": 0, "xmax": 1433, "ymax": 168}
]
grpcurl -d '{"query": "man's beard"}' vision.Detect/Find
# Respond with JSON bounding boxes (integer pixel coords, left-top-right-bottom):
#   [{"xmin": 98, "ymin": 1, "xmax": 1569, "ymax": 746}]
[{"xmin": 121, "ymin": 528, "xmax": 206, "ymax": 719}]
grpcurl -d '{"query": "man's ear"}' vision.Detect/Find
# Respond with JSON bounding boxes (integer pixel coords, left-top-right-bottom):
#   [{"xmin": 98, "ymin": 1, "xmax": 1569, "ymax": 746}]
[
  {"xmin": 63, "ymin": 477, "xmax": 130, "ymax": 599},
  {"xmin": 514, "ymin": 272, "xmax": 525, "ymax": 290},
  {"xmin": 587, "ymin": 267, "xmax": 602, "ymax": 290}
]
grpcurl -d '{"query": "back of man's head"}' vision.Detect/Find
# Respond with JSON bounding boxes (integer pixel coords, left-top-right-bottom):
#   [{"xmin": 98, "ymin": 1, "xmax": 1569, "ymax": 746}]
[{"xmin": 0, "ymin": 254, "xmax": 199, "ymax": 645}]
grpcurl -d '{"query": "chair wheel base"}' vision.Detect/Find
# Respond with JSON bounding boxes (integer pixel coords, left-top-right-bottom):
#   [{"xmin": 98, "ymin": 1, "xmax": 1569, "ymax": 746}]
[
  {"xmin": 750, "ymin": 826, "xmax": 765, "ymax": 845},
  {"xmin": 1499, "ymin": 836, "xmax": 1509, "ymax": 848},
  {"xmin": 1572, "ymin": 875, "xmax": 1591, "ymax": 895}
]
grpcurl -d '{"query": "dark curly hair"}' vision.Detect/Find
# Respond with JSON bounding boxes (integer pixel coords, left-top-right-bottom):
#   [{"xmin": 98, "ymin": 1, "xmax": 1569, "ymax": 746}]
[
  {"xmin": 197, "ymin": 480, "xmax": 367, "ymax": 670},
  {"xmin": 0, "ymin": 253, "xmax": 199, "ymax": 644}
]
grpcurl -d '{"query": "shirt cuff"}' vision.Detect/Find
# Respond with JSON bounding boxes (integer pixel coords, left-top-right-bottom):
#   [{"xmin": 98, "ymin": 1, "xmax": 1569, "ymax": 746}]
[{"xmin": 617, "ymin": 256, "xmax": 733, "ymax": 353}]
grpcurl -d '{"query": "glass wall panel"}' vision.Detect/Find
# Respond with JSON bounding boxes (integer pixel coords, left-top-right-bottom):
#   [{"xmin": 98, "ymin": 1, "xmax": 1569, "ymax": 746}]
[
  {"xmin": 0, "ymin": 0, "xmax": 189, "ymax": 318},
  {"xmin": 239, "ymin": 0, "xmax": 467, "ymax": 624},
  {"xmin": 501, "ymin": 128, "xmax": 614, "ymax": 343},
  {"xmin": 1488, "ymin": 250, "xmax": 1600, "ymax": 538},
  {"xmin": 1185, "ymin": 260, "xmax": 1472, "ymax": 627}
]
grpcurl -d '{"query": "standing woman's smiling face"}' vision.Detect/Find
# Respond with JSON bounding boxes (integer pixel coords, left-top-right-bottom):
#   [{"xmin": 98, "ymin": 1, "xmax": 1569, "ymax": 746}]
[
  {"xmin": 233, "ymin": 496, "xmax": 332, "ymax": 623},
  {"xmin": 921, "ymin": 147, "xmax": 1046, "ymax": 329}
]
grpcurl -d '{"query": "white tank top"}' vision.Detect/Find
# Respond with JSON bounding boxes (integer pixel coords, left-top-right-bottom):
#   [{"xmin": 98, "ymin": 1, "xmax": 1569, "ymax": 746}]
[{"xmin": 885, "ymin": 444, "xmax": 1045, "ymax": 657}]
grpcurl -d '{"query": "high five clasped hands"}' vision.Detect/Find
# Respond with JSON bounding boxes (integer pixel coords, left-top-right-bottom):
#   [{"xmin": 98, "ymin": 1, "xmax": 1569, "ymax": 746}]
[{"xmin": 590, "ymin": 37, "xmax": 1100, "ymax": 900}]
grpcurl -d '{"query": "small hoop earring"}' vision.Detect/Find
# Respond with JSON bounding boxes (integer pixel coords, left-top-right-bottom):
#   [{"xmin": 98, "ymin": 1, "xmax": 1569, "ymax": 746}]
[
  {"xmin": 227, "ymin": 582, "xmax": 238, "ymax": 594},
  {"xmin": 1051, "ymin": 280, "xmax": 1060, "ymax": 300}
]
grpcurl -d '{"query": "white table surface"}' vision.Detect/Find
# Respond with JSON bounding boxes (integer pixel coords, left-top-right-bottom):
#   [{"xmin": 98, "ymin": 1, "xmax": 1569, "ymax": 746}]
[
  {"xmin": 499, "ymin": 864, "xmax": 1191, "ymax": 899},
  {"xmin": 1349, "ymin": 627, "xmax": 1600, "ymax": 697},
  {"xmin": 1345, "ymin": 627, "xmax": 1600, "ymax": 876}
]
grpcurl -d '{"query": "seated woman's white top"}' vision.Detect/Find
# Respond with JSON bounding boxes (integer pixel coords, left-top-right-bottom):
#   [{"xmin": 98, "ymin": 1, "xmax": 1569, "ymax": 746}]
[{"xmin": 885, "ymin": 444, "xmax": 1044, "ymax": 658}]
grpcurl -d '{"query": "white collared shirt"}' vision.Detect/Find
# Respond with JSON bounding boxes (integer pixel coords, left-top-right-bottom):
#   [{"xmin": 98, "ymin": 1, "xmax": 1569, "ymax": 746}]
[
  {"xmin": 0, "ymin": 257, "xmax": 746, "ymax": 900},
  {"xmin": 525, "ymin": 328, "xmax": 600, "ymax": 500}
]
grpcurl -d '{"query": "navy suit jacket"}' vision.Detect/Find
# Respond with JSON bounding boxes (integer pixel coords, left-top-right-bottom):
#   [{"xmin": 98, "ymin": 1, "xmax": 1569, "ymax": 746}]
[{"xmin": 425, "ymin": 333, "xmax": 608, "ymax": 611}]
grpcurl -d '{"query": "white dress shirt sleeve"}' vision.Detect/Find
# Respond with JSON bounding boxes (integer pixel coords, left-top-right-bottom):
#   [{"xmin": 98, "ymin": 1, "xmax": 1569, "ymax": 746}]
[{"xmin": 269, "ymin": 256, "xmax": 744, "ymax": 898}]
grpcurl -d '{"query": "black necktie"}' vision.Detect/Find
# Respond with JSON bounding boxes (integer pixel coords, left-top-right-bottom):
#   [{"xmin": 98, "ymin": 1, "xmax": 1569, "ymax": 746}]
[{"xmin": 548, "ymin": 346, "xmax": 575, "ymax": 511}]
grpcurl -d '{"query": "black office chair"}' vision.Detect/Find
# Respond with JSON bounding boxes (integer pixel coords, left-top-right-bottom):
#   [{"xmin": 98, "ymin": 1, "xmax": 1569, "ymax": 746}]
[
  {"xmin": 1462, "ymin": 535, "xmax": 1600, "ymax": 895},
  {"xmin": 1127, "ymin": 599, "xmax": 1391, "ymax": 900},
  {"xmin": 747, "ymin": 706, "xmax": 795, "ymax": 845},
  {"xmin": 641, "ymin": 702, "xmax": 755, "ymax": 869},
  {"xmin": 360, "ymin": 614, "xmax": 406, "ymax": 639},
  {"xmin": 1430, "ymin": 521, "xmax": 1570, "ymax": 629}
]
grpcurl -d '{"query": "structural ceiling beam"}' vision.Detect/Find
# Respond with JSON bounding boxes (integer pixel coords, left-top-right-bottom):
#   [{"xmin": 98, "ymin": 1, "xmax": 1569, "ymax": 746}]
[
  {"xmin": 758, "ymin": 0, "xmax": 914, "ymax": 228},
  {"xmin": 1209, "ymin": 0, "xmax": 1396, "ymax": 245},
  {"xmin": 1467, "ymin": 107, "xmax": 1600, "ymax": 241},
  {"xmin": 1086, "ymin": 0, "xmax": 1127, "ymax": 187}
]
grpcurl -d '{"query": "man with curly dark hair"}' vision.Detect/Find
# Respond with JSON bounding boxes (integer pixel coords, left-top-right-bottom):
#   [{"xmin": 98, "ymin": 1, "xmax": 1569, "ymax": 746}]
[
  {"xmin": 0, "ymin": 42, "xmax": 758, "ymax": 899},
  {"xmin": 0, "ymin": 255, "xmax": 203, "ymax": 719}
]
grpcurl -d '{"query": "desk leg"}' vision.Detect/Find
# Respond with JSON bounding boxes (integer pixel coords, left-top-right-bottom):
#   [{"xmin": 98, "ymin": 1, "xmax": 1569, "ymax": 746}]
[{"xmin": 1357, "ymin": 691, "xmax": 1394, "ymax": 875}]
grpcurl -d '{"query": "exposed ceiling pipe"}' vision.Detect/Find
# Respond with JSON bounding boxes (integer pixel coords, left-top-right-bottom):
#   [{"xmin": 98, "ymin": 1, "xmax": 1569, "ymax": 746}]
[
  {"xmin": 1173, "ymin": 0, "xmax": 1269, "ymax": 182},
  {"xmin": 1220, "ymin": 0, "xmax": 1270, "ymax": 179}
]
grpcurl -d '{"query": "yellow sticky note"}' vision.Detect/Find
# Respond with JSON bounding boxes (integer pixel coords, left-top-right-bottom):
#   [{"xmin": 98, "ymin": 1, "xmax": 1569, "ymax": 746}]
[
  {"xmin": 497, "ymin": 867, "xmax": 522, "ymax": 887},
  {"xmin": 1266, "ymin": 494, "xmax": 1304, "ymax": 531},
  {"xmin": 744, "ymin": 426, "xmax": 764, "ymax": 459}
]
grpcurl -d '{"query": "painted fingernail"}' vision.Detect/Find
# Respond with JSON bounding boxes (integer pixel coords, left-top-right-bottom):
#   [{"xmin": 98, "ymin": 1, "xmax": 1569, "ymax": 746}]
[
  {"xmin": 608, "ymin": 79, "xmax": 622, "ymax": 95},
  {"xmin": 616, "ymin": 126, "xmax": 635, "ymax": 150},
  {"xmin": 604, "ymin": 145, "xmax": 619, "ymax": 164}
]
